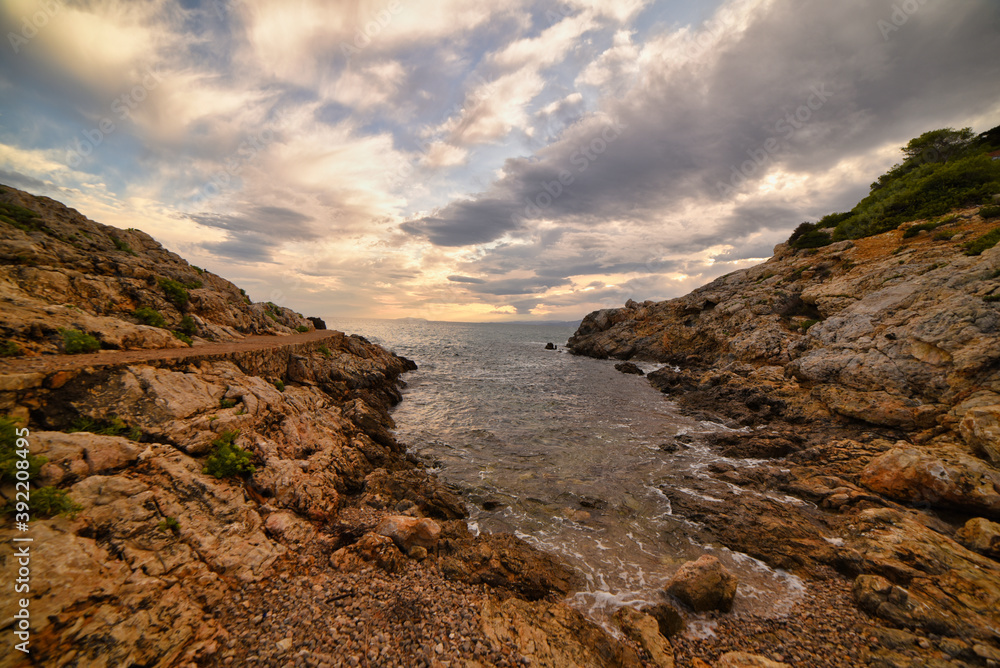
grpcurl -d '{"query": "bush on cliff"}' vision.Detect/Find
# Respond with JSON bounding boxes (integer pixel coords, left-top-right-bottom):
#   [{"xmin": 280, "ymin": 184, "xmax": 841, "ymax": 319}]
[
  {"xmin": 203, "ymin": 430, "xmax": 256, "ymax": 479},
  {"xmin": 964, "ymin": 226, "xmax": 1000, "ymax": 256},
  {"xmin": 133, "ymin": 306, "xmax": 166, "ymax": 328},
  {"xmin": 59, "ymin": 328, "xmax": 100, "ymax": 354},
  {"xmin": 158, "ymin": 278, "xmax": 190, "ymax": 308},
  {"xmin": 0, "ymin": 416, "xmax": 47, "ymax": 484},
  {"xmin": 789, "ymin": 125, "xmax": 1000, "ymax": 245},
  {"xmin": 30, "ymin": 487, "xmax": 82, "ymax": 518}
]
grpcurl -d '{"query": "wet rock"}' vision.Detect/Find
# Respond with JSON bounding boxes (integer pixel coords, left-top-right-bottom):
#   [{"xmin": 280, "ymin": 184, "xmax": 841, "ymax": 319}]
[
  {"xmin": 955, "ymin": 517, "xmax": 1000, "ymax": 558},
  {"xmin": 481, "ymin": 597, "xmax": 642, "ymax": 667},
  {"xmin": 647, "ymin": 367, "xmax": 693, "ymax": 394},
  {"xmin": 615, "ymin": 362, "xmax": 645, "ymax": 375},
  {"xmin": 362, "ymin": 469, "xmax": 468, "ymax": 520},
  {"xmin": 716, "ymin": 652, "xmax": 790, "ymax": 668},
  {"xmin": 640, "ymin": 602, "xmax": 686, "ymax": 638},
  {"xmin": 544, "ymin": 342, "xmax": 557, "ymax": 350},
  {"xmin": 613, "ymin": 606, "xmax": 674, "ymax": 668},
  {"xmin": 665, "ymin": 555, "xmax": 738, "ymax": 612},
  {"xmin": 860, "ymin": 447, "xmax": 1000, "ymax": 517},
  {"xmin": 376, "ymin": 515, "xmax": 442, "ymax": 552}
]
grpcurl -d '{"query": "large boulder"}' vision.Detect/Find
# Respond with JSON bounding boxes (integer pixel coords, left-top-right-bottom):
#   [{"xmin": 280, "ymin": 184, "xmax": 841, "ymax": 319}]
[
  {"xmin": 615, "ymin": 362, "xmax": 645, "ymax": 375},
  {"xmin": 665, "ymin": 555, "xmax": 738, "ymax": 612},
  {"xmin": 955, "ymin": 517, "xmax": 1000, "ymax": 559},
  {"xmin": 860, "ymin": 447, "xmax": 1000, "ymax": 518},
  {"xmin": 960, "ymin": 405, "xmax": 1000, "ymax": 466},
  {"xmin": 376, "ymin": 515, "xmax": 442, "ymax": 554}
]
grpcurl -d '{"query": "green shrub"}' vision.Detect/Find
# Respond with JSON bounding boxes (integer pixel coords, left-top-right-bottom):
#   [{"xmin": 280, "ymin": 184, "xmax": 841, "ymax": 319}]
[
  {"xmin": 110, "ymin": 235, "xmax": 137, "ymax": 255},
  {"xmin": 0, "ymin": 417, "xmax": 47, "ymax": 484},
  {"xmin": 203, "ymin": 430, "xmax": 255, "ymax": 479},
  {"xmin": 318, "ymin": 345, "xmax": 331, "ymax": 358},
  {"xmin": 902, "ymin": 221, "xmax": 942, "ymax": 239},
  {"xmin": 191, "ymin": 265, "xmax": 204, "ymax": 274},
  {"xmin": 296, "ymin": 325, "xmax": 309, "ymax": 333},
  {"xmin": 274, "ymin": 380, "xmax": 285, "ymax": 392},
  {"xmin": 934, "ymin": 231, "xmax": 956, "ymax": 241},
  {"xmin": 219, "ymin": 398, "xmax": 237, "ymax": 409},
  {"xmin": 267, "ymin": 312, "xmax": 278, "ymax": 322},
  {"xmin": 0, "ymin": 202, "xmax": 42, "ymax": 232},
  {"xmin": 183, "ymin": 278, "xmax": 203, "ymax": 289},
  {"xmin": 980, "ymin": 205, "xmax": 1000, "ymax": 219},
  {"xmin": 158, "ymin": 278, "xmax": 189, "ymax": 308},
  {"xmin": 67, "ymin": 416, "xmax": 142, "ymax": 441},
  {"xmin": 984, "ymin": 294, "xmax": 1000, "ymax": 303},
  {"xmin": 133, "ymin": 306, "xmax": 166, "ymax": 328},
  {"xmin": 172, "ymin": 331, "xmax": 193, "ymax": 346},
  {"xmin": 964, "ymin": 227, "xmax": 1000, "ymax": 256},
  {"xmin": 60, "ymin": 328, "xmax": 100, "ymax": 354},
  {"xmin": 799, "ymin": 319, "xmax": 820, "ymax": 332},
  {"xmin": 177, "ymin": 315, "xmax": 197, "ymax": 337},
  {"xmin": 0, "ymin": 340, "xmax": 20, "ymax": 357},
  {"xmin": 31, "ymin": 487, "xmax": 82, "ymax": 518},
  {"xmin": 787, "ymin": 222, "xmax": 833, "ymax": 249},
  {"xmin": 158, "ymin": 516, "xmax": 180, "ymax": 533}
]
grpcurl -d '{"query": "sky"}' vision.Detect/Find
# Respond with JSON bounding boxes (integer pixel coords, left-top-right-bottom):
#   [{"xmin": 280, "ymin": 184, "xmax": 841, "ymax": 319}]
[{"xmin": 1, "ymin": 0, "xmax": 999, "ymax": 322}]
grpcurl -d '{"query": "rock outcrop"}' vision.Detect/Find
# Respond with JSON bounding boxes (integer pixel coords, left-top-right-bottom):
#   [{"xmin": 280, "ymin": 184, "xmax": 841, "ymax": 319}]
[
  {"xmin": 569, "ymin": 205, "xmax": 1000, "ymax": 653},
  {"xmin": 665, "ymin": 555, "xmax": 739, "ymax": 613}
]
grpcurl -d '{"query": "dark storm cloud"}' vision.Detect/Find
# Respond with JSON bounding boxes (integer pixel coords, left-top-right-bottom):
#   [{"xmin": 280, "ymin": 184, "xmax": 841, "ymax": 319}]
[
  {"xmin": 201, "ymin": 234, "xmax": 276, "ymax": 262},
  {"xmin": 0, "ymin": 170, "xmax": 48, "ymax": 191},
  {"xmin": 190, "ymin": 206, "xmax": 317, "ymax": 241},
  {"xmin": 404, "ymin": 0, "xmax": 1000, "ymax": 250}
]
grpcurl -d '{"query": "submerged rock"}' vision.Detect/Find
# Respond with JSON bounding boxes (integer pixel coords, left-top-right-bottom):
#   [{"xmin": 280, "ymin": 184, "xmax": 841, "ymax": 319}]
[
  {"xmin": 665, "ymin": 555, "xmax": 738, "ymax": 613},
  {"xmin": 615, "ymin": 361, "xmax": 645, "ymax": 375},
  {"xmin": 545, "ymin": 342, "xmax": 557, "ymax": 350}
]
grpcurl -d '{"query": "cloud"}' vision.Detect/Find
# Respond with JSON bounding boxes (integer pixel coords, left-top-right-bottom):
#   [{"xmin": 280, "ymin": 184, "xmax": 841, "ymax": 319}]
[
  {"xmin": 190, "ymin": 205, "xmax": 317, "ymax": 241},
  {"xmin": 448, "ymin": 275, "xmax": 487, "ymax": 284}
]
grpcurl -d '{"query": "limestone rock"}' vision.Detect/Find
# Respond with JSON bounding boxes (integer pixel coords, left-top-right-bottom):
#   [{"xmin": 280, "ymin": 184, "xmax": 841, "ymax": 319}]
[
  {"xmin": 860, "ymin": 447, "xmax": 1000, "ymax": 518},
  {"xmin": 960, "ymin": 405, "xmax": 1000, "ymax": 466},
  {"xmin": 955, "ymin": 517, "xmax": 1000, "ymax": 559},
  {"xmin": 376, "ymin": 515, "xmax": 442, "ymax": 553},
  {"xmin": 264, "ymin": 511, "xmax": 317, "ymax": 545},
  {"xmin": 481, "ymin": 597, "xmax": 642, "ymax": 668},
  {"xmin": 665, "ymin": 555, "xmax": 738, "ymax": 612},
  {"xmin": 717, "ymin": 652, "xmax": 790, "ymax": 668},
  {"xmin": 612, "ymin": 606, "xmax": 674, "ymax": 668}
]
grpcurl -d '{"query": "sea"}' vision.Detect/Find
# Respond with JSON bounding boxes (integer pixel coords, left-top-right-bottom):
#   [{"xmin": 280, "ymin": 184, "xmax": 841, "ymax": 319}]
[{"xmin": 326, "ymin": 318, "xmax": 804, "ymax": 627}]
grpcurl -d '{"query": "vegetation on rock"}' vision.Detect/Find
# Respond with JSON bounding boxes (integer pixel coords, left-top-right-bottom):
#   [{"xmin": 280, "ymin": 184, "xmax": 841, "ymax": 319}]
[
  {"xmin": 158, "ymin": 277, "xmax": 190, "ymax": 308},
  {"xmin": 203, "ymin": 429, "xmax": 256, "ymax": 478},
  {"xmin": 133, "ymin": 306, "xmax": 167, "ymax": 328},
  {"xmin": 0, "ymin": 416, "xmax": 46, "ymax": 483},
  {"xmin": 60, "ymin": 328, "xmax": 100, "ymax": 354}
]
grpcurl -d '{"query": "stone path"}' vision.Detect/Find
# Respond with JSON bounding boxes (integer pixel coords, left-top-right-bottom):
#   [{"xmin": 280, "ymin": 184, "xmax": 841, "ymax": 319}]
[{"xmin": 0, "ymin": 329, "xmax": 339, "ymax": 376}]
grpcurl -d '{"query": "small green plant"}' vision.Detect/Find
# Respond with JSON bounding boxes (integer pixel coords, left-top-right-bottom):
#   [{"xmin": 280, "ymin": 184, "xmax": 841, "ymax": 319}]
[
  {"xmin": 110, "ymin": 235, "xmax": 137, "ymax": 255},
  {"xmin": 318, "ymin": 345, "xmax": 331, "ymax": 358},
  {"xmin": 964, "ymin": 227, "xmax": 1000, "ymax": 256},
  {"xmin": 788, "ymin": 222, "xmax": 833, "ymax": 249},
  {"xmin": 219, "ymin": 398, "xmax": 237, "ymax": 409},
  {"xmin": 158, "ymin": 516, "xmax": 180, "ymax": 533},
  {"xmin": 191, "ymin": 265, "xmax": 204, "ymax": 274},
  {"xmin": 60, "ymin": 328, "xmax": 100, "ymax": 354},
  {"xmin": 274, "ymin": 380, "xmax": 285, "ymax": 392},
  {"xmin": 296, "ymin": 325, "xmax": 309, "ymax": 333},
  {"xmin": 985, "ymin": 294, "xmax": 1000, "ymax": 303},
  {"xmin": 980, "ymin": 205, "xmax": 1000, "ymax": 220},
  {"xmin": 177, "ymin": 315, "xmax": 197, "ymax": 337},
  {"xmin": 0, "ymin": 201, "xmax": 42, "ymax": 232},
  {"xmin": 183, "ymin": 278, "xmax": 203, "ymax": 289},
  {"xmin": 31, "ymin": 487, "xmax": 82, "ymax": 518},
  {"xmin": 158, "ymin": 278, "xmax": 189, "ymax": 308},
  {"xmin": 0, "ymin": 417, "xmax": 47, "ymax": 484},
  {"xmin": 172, "ymin": 331, "xmax": 193, "ymax": 346},
  {"xmin": 799, "ymin": 319, "xmax": 820, "ymax": 332},
  {"xmin": 0, "ymin": 340, "xmax": 20, "ymax": 357},
  {"xmin": 934, "ymin": 231, "xmax": 955, "ymax": 241},
  {"xmin": 133, "ymin": 306, "xmax": 166, "ymax": 328},
  {"xmin": 902, "ymin": 221, "xmax": 942, "ymax": 239},
  {"xmin": 202, "ymin": 430, "xmax": 255, "ymax": 479},
  {"xmin": 67, "ymin": 416, "xmax": 141, "ymax": 441},
  {"xmin": 267, "ymin": 312, "xmax": 278, "ymax": 322}
]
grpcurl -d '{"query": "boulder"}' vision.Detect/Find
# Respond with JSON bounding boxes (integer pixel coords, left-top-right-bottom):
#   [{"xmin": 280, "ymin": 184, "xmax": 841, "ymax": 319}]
[
  {"xmin": 544, "ymin": 342, "xmax": 557, "ymax": 350},
  {"xmin": 376, "ymin": 515, "xmax": 442, "ymax": 554},
  {"xmin": 717, "ymin": 652, "xmax": 790, "ymax": 668},
  {"xmin": 818, "ymin": 387, "xmax": 940, "ymax": 430},
  {"xmin": 307, "ymin": 316, "xmax": 326, "ymax": 330},
  {"xmin": 329, "ymin": 532, "xmax": 407, "ymax": 574},
  {"xmin": 615, "ymin": 362, "xmax": 645, "ymax": 375},
  {"xmin": 612, "ymin": 606, "xmax": 674, "ymax": 668},
  {"xmin": 860, "ymin": 447, "xmax": 1000, "ymax": 518},
  {"xmin": 960, "ymin": 405, "xmax": 1000, "ymax": 466},
  {"xmin": 665, "ymin": 555, "xmax": 738, "ymax": 612},
  {"xmin": 955, "ymin": 517, "xmax": 1000, "ymax": 559}
]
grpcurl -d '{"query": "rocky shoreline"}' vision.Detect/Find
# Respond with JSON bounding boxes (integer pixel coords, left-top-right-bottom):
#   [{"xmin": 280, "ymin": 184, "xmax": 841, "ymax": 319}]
[{"xmin": 568, "ymin": 204, "xmax": 1000, "ymax": 666}]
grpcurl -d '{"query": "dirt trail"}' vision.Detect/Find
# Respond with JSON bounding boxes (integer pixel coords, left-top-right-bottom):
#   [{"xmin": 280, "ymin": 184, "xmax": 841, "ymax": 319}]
[{"xmin": 0, "ymin": 329, "xmax": 339, "ymax": 376}]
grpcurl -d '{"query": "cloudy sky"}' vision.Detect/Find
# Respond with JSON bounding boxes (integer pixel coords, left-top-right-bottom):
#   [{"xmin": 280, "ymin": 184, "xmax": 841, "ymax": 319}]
[{"xmin": 1, "ymin": 0, "xmax": 998, "ymax": 321}]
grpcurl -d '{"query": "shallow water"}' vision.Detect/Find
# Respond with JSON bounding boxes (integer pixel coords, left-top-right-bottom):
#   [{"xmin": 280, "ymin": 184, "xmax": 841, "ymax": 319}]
[{"xmin": 328, "ymin": 318, "xmax": 804, "ymax": 623}]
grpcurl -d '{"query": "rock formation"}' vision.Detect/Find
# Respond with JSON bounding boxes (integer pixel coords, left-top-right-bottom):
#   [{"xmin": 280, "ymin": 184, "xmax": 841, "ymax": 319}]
[{"xmin": 570, "ymin": 204, "xmax": 1000, "ymax": 660}]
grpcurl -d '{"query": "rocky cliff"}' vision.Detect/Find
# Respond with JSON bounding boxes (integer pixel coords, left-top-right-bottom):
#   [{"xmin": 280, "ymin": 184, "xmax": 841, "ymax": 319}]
[
  {"xmin": 0, "ymin": 184, "xmax": 316, "ymax": 357},
  {"xmin": 0, "ymin": 185, "xmax": 655, "ymax": 668},
  {"xmin": 569, "ymin": 204, "xmax": 1000, "ymax": 663}
]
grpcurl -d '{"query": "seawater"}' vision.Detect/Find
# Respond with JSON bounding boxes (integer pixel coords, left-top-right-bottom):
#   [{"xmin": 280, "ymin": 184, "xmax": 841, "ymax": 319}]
[{"xmin": 327, "ymin": 318, "xmax": 803, "ymax": 623}]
